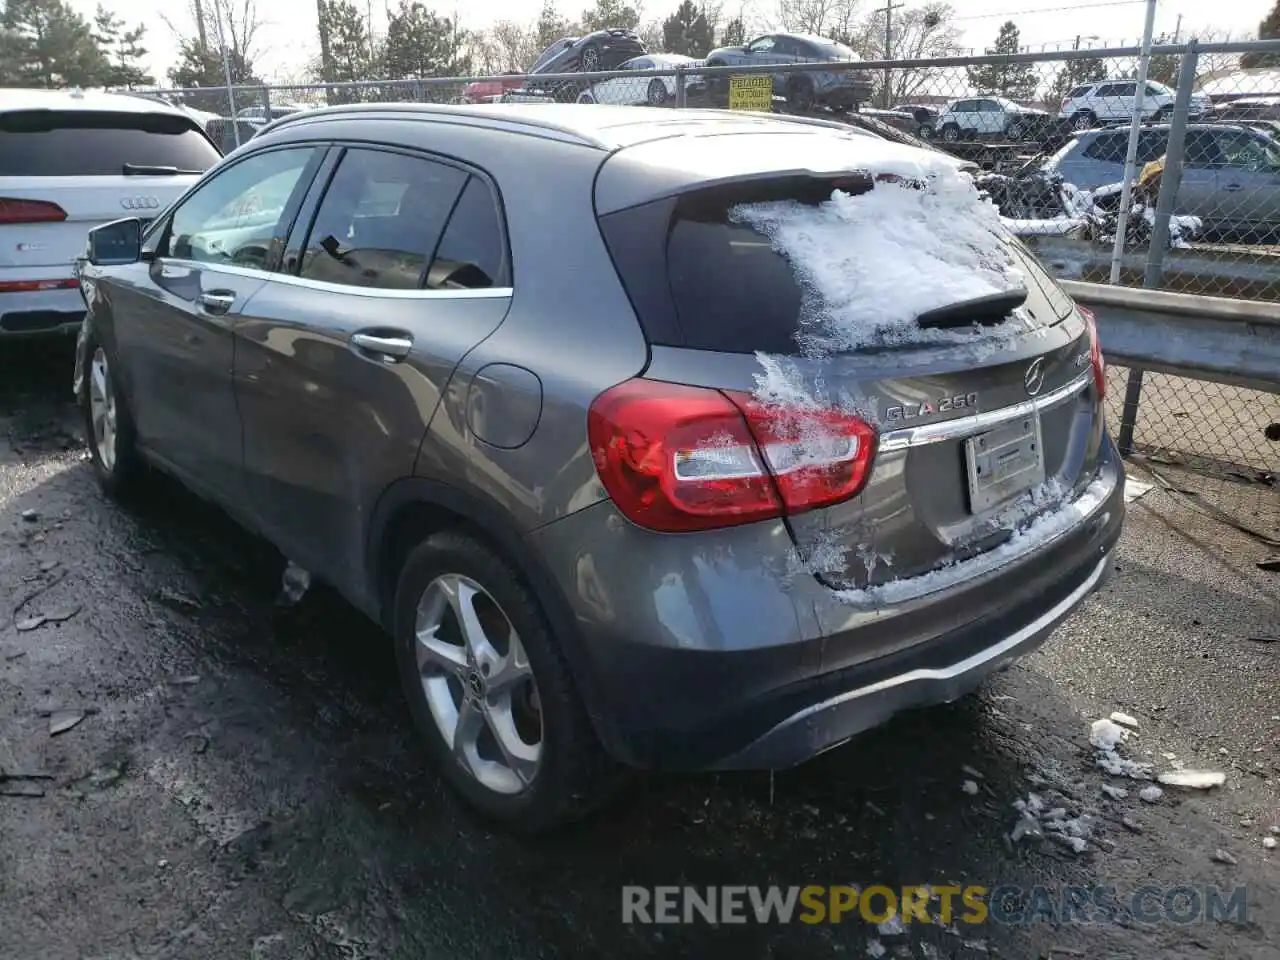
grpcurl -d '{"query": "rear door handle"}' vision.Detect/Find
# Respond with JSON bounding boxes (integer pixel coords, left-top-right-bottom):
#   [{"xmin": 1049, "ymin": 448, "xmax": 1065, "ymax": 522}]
[
  {"xmin": 351, "ymin": 330, "xmax": 413, "ymax": 362},
  {"xmin": 197, "ymin": 291, "xmax": 236, "ymax": 314},
  {"xmin": 1225, "ymin": 183, "xmax": 1243, "ymax": 192}
]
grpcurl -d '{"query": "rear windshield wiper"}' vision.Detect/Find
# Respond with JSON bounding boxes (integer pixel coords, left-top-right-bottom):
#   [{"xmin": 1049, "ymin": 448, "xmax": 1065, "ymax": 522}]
[
  {"xmin": 123, "ymin": 163, "xmax": 204, "ymax": 176},
  {"xmin": 916, "ymin": 289, "xmax": 1028, "ymax": 330}
]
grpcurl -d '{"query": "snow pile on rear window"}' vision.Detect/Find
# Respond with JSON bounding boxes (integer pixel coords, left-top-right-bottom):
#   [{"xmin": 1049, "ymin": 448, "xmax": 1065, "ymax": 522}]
[{"xmin": 731, "ymin": 156, "xmax": 1027, "ymax": 354}]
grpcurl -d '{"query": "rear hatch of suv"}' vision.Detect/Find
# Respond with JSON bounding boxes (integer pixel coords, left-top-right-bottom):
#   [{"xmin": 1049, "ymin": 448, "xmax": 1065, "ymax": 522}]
[
  {"xmin": 591, "ymin": 129, "xmax": 1108, "ymax": 595},
  {"xmin": 0, "ymin": 105, "xmax": 220, "ymax": 295}
]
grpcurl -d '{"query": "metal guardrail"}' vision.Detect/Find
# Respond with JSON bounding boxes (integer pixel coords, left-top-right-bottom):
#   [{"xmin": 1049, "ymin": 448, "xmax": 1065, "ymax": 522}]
[
  {"xmin": 1065, "ymin": 281, "xmax": 1280, "ymax": 393},
  {"xmin": 1065, "ymin": 281, "xmax": 1279, "ymax": 471}
]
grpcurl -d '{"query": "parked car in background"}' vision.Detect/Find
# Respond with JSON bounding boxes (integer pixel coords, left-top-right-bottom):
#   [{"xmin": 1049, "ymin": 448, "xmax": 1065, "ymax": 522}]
[
  {"xmin": 1058, "ymin": 79, "xmax": 1211, "ymax": 130},
  {"xmin": 704, "ymin": 32, "xmax": 871, "ymax": 112},
  {"xmin": 75, "ymin": 101, "xmax": 1121, "ymax": 831},
  {"xmin": 0, "ymin": 88, "xmax": 220, "ymax": 338},
  {"xmin": 856, "ymin": 107, "xmax": 923, "ymax": 136},
  {"xmin": 237, "ymin": 103, "xmax": 307, "ymax": 128},
  {"xmin": 1042, "ymin": 123, "xmax": 1280, "ymax": 241},
  {"xmin": 898, "ymin": 103, "xmax": 940, "ymax": 128},
  {"xmin": 461, "ymin": 73, "xmax": 527, "ymax": 104},
  {"xmin": 576, "ymin": 53, "xmax": 706, "ymax": 105},
  {"xmin": 525, "ymin": 28, "xmax": 647, "ymax": 101},
  {"xmin": 931, "ymin": 97, "xmax": 1053, "ymax": 143},
  {"xmin": 1205, "ymin": 95, "xmax": 1280, "ymax": 124}
]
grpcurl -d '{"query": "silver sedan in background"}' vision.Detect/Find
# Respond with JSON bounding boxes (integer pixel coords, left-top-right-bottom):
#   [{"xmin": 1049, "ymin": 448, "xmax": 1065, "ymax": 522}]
[{"xmin": 576, "ymin": 54, "xmax": 706, "ymax": 106}]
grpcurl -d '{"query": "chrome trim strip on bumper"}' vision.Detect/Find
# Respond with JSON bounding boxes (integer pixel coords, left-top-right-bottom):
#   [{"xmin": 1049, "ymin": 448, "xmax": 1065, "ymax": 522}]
[
  {"xmin": 753, "ymin": 551, "xmax": 1111, "ymax": 744},
  {"xmin": 878, "ymin": 369, "xmax": 1092, "ymax": 453}
]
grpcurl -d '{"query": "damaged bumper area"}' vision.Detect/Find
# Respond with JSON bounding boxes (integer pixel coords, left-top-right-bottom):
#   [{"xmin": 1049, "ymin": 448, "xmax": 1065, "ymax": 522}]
[{"xmin": 530, "ymin": 440, "xmax": 1124, "ymax": 772}]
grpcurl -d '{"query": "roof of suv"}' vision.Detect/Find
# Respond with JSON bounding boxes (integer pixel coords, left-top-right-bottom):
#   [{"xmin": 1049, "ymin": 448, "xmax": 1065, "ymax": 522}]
[
  {"xmin": 0, "ymin": 88, "xmax": 190, "ymax": 117},
  {"xmin": 263, "ymin": 101, "xmax": 880, "ymax": 150}
]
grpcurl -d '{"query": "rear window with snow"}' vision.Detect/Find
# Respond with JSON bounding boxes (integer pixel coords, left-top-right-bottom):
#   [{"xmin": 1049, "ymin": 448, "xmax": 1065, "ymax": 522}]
[
  {"xmin": 0, "ymin": 110, "xmax": 220, "ymax": 177},
  {"xmin": 599, "ymin": 169, "xmax": 1076, "ymax": 355}
]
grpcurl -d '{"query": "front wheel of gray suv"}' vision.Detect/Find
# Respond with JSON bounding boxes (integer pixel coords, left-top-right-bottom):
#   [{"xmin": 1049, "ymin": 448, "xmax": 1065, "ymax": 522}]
[{"xmin": 393, "ymin": 530, "xmax": 616, "ymax": 833}]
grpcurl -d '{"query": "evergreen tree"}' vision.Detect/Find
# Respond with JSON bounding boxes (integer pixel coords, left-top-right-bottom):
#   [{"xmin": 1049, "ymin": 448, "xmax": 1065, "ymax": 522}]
[
  {"xmin": 1, "ymin": 0, "xmax": 108, "ymax": 88},
  {"xmin": 579, "ymin": 0, "xmax": 640, "ymax": 32},
  {"xmin": 92, "ymin": 5, "xmax": 151, "ymax": 88},
  {"xmin": 383, "ymin": 0, "xmax": 470, "ymax": 79},
  {"xmin": 966, "ymin": 21, "xmax": 1038, "ymax": 100},
  {"xmin": 316, "ymin": 0, "xmax": 372, "ymax": 82},
  {"xmin": 535, "ymin": 1, "xmax": 573, "ymax": 47},
  {"xmin": 720, "ymin": 16, "xmax": 745, "ymax": 46},
  {"xmin": 662, "ymin": 1, "xmax": 713, "ymax": 57},
  {"xmin": 1242, "ymin": 0, "xmax": 1280, "ymax": 69}
]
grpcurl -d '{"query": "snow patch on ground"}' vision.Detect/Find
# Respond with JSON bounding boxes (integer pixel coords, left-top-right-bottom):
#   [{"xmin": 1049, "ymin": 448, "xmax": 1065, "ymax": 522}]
[
  {"xmin": 1011, "ymin": 792, "xmax": 1094, "ymax": 852},
  {"xmin": 1089, "ymin": 717, "xmax": 1154, "ymax": 780},
  {"xmin": 732, "ymin": 158, "xmax": 1027, "ymax": 355}
]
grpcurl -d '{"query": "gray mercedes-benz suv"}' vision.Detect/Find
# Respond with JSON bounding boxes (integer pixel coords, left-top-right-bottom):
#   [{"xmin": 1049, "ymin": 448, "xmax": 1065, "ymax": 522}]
[{"xmin": 74, "ymin": 104, "xmax": 1124, "ymax": 832}]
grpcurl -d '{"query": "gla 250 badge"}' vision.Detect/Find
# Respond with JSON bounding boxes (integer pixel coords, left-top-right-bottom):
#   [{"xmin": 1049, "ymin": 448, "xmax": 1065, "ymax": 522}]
[{"xmin": 883, "ymin": 391, "xmax": 979, "ymax": 423}]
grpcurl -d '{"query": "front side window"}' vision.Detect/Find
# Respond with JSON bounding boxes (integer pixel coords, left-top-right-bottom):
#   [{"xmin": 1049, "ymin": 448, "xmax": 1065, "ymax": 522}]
[
  {"xmin": 747, "ymin": 37, "xmax": 776, "ymax": 53},
  {"xmin": 164, "ymin": 147, "xmax": 316, "ymax": 268}
]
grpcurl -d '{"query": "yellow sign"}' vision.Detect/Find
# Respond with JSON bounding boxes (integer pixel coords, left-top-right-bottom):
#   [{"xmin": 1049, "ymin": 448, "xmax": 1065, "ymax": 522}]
[{"xmin": 728, "ymin": 75, "xmax": 773, "ymax": 112}]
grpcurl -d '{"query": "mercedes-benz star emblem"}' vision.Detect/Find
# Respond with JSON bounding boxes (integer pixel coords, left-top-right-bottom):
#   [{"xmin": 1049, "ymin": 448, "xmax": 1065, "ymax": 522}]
[
  {"xmin": 120, "ymin": 196, "xmax": 161, "ymax": 210},
  {"xmin": 1024, "ymin": 357, "xmax": 1047, "ymax": 397}
]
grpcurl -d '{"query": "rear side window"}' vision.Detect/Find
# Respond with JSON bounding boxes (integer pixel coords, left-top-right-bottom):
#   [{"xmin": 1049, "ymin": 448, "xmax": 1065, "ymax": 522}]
[
  {"xmin": 299, "ymin": 148, "xmax": 467, "ymax": 290},
  {"xmin": 599, "ymin": 179, "xmax": 1075, "ymax": 355},
  {"xmin": 0, "ymin": 110, "xmax": 219, "ymax": 176},
  {"xmin": 426, "ymin": 176, "xmax": 508, "ymax": 290}
]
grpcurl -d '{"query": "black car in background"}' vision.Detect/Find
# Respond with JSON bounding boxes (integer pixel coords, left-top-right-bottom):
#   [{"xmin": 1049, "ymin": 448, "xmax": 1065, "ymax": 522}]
[{"xmin": 525, "ymin": 29, "xmax": 647, "ymax": 101}]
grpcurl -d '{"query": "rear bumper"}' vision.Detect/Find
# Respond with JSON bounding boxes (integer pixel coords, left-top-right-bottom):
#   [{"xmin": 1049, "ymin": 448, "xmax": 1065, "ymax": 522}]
[
  {"xmin": 715, "ymin": 550, "xmax": 1113, "ymax": 768},
  {"xmin": 0, "ymin": 286, "xmax": 84, "ymax": 337},
  {"xmin": 531, "ymin": 439, "xmax": 1125, "ymax": 770}
]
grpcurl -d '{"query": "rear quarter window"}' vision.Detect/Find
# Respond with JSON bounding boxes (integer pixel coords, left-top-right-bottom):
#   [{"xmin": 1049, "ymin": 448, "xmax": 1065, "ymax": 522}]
[{"xmin": 0, "ymin": 110, "xmax": 220, "ymax": 176}]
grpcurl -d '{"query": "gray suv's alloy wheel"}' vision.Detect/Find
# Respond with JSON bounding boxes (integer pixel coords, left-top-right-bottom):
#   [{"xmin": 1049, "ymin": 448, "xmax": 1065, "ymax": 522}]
[
  {"xmin": 414, "ymin": 572, "xmax": 543, "ymax": 795},
  {"xmin": 393, "ymin": 530, "xmax": 616, "ymax": 831}
]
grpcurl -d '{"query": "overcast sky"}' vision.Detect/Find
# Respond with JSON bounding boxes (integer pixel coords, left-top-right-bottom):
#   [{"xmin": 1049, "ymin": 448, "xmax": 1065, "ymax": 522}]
[{"xmin": 67, "ymin": 0, "xmax": 1274, "ymax": 84}]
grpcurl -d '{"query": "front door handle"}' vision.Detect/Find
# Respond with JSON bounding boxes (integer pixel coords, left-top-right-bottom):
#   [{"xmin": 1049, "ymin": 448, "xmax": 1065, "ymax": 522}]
[
  {"xmin": 197, "ymin": 291, "xmax": 236, "ymax": 314},
  {"xmin": 351, "ymin": 330, "xmax": 413, "ymax": 362},
  {"xmin": 1224, "ymin": 183, "xmax": 1243, "ymax": 192}
]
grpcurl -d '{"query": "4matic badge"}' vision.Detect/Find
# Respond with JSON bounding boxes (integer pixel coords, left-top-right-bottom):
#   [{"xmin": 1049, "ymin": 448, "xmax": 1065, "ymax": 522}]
[{"xmin": 883, "ymin": 391, "xmax": 979, "ymax": 423}]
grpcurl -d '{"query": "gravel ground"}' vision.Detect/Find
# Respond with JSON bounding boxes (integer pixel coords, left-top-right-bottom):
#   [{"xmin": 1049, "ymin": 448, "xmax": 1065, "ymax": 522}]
[{"xmin": 0, "ymin": 342, "xmax": 1277, "ymax": 960}]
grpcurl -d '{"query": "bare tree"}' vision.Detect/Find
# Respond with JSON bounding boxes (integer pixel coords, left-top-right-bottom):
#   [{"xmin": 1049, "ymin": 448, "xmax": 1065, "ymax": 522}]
[
  {"xmin": 471, "ymin": 19, "xmax": 539, "ymax": 73},
  {"xmin": 775, "ymin": 0, "xmax": 860, "ymax": 42},
  {"xmin": 848, "ymin": 2, "xmax": 962, "ymax": 103},
  {"xmin": 163, "ymin": 0, "xmax": 263, "ymax": 66}
]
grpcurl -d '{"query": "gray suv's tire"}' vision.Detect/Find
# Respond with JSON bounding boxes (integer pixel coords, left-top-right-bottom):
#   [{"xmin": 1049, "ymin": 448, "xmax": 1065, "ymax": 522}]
[
  {"xmin": 81, "ymin": 332, "xmax": 144, "ymax": 499},
  {"xmin": 393, "ymin": 529, "xmax": 615, "ymax": 833}
]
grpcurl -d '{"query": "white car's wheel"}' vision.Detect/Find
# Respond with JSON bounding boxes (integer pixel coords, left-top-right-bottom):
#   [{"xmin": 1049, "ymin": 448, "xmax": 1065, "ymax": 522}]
[{"xmin": 577, "ymin": 92, "xmax": 596, "ymax": 104}]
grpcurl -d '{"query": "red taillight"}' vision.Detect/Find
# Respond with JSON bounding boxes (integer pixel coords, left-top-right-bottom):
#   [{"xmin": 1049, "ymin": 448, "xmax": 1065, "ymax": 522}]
[
  {"xmin": 587, "ymin": 378, "xmax": 877, "ymax": 533},
  {"xmin": 1078, "ymin": 305, "xmax": 1106, "ymax": 399},
  {"xmin": 0, "ymin": 198, "xmax": 67, "ymax": 225},
  {"xmin": 0, "ymin": 278, "xmax": 79, "ymax": 294}
]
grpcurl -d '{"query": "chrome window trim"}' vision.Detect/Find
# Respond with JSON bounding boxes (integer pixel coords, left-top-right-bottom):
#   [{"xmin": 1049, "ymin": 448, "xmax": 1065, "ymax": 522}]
[
  {"xmin": 878, "ymin": 369, "xmax": 1092, "ymax": 453},
  {"xmin": 158, "ymin": 257, "xmax": 513, "ymax": 300}
]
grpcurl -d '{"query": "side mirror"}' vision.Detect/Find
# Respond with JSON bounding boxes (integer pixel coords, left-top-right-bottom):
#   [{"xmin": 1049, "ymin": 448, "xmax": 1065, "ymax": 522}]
[{"xmin": 87, "ymin": 217, "xmax": 142, "ymax": 266}]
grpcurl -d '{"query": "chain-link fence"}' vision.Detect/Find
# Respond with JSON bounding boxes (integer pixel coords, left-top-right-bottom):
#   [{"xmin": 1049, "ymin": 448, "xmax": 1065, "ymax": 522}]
[
  {"xmin": 126, "ymin": 40, "xmax": 1278, "ymax": 523},
  {"xmin": 136, "ymin": 40, "xmax": 1280, "ymax": 300}
]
